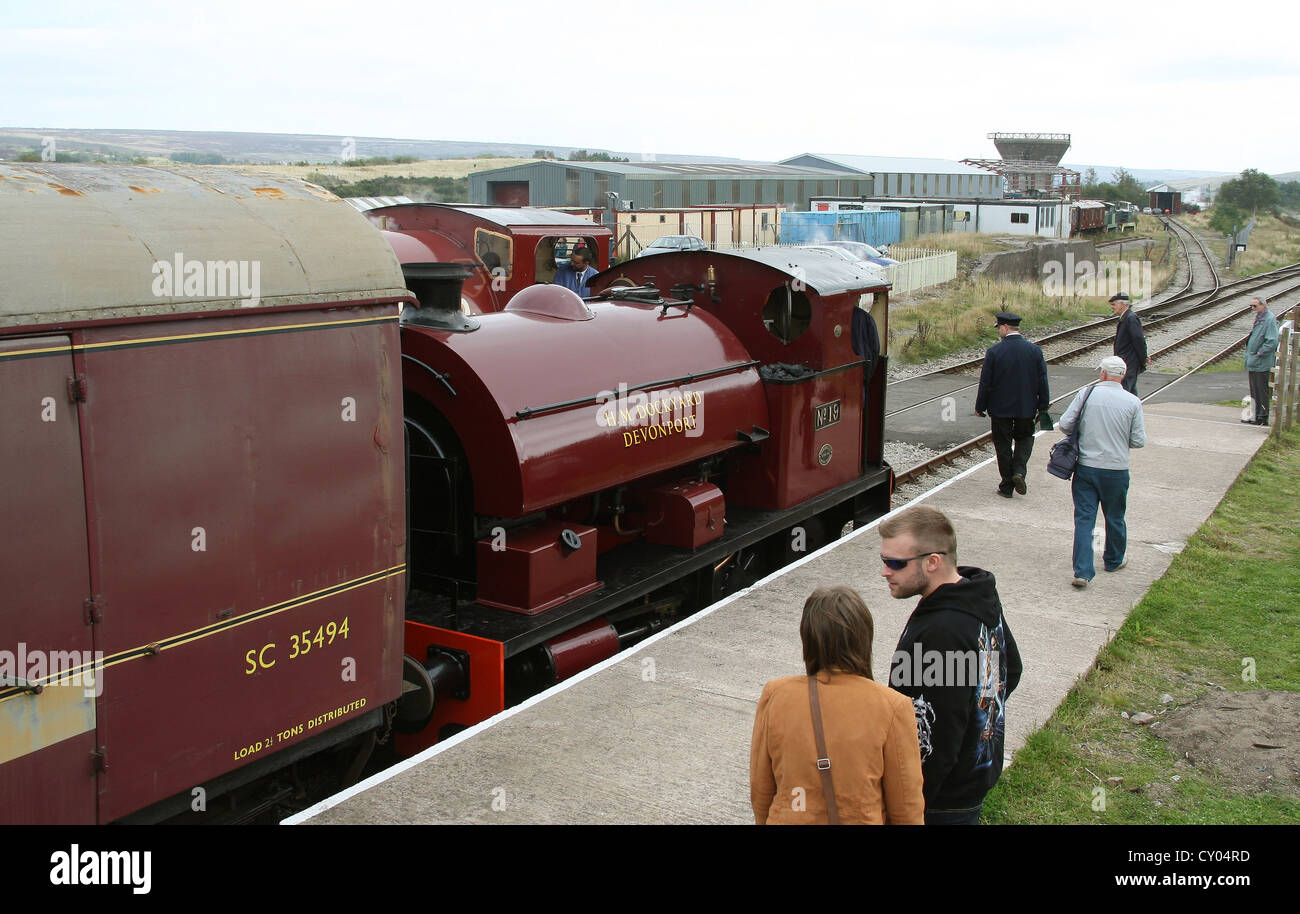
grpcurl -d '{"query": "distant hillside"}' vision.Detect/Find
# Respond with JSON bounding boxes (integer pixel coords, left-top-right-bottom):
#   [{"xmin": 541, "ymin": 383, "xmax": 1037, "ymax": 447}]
[
  {"xmin": 1064, "ymin": 165, "xmax": 1299, "ymax": 194},
  {"xmin": 1065, "ymin": 164, "xmax": 1236, "ymax": 186},
  {"xmin": 0, "ymin": 128, "xmax": 740, "ymax": 165}
]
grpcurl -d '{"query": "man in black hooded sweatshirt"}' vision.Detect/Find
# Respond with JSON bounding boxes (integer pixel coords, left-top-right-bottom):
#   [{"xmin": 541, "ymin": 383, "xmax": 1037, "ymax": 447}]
[{"xmin": 880, "ymin": 506, "xmax": 1022, "ymax": 824}]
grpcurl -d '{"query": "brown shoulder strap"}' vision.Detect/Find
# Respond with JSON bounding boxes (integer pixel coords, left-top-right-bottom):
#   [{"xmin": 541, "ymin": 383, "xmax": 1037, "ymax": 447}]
[{"xmin": 808, "ymin": 675, "xmax": 840, "ymax": 825}]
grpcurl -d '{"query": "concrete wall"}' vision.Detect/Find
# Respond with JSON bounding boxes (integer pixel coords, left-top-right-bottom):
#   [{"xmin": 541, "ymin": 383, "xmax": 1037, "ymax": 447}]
[{"xmin": 975, "ymin": 239, "xmax": 1099, "ymax": 283}]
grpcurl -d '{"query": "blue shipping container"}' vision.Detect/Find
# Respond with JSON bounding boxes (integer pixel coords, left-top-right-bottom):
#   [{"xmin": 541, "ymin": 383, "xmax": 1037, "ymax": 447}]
[{"xmin": 779, "ymin": 210, "xmax": 901, "ymax": 248}]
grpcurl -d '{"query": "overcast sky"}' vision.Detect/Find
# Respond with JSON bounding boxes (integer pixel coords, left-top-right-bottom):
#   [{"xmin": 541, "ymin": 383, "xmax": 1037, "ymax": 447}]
[{"xmin": 3, "ymin": 0, "xmax": 1295, "ymax": 175}]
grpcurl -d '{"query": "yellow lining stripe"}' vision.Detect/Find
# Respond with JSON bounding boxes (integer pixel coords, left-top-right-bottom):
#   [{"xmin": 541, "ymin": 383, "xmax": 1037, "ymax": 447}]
[
  {"xmin": 0, "ymin": 314, "xmax": 399, "ymax": 361},
  {"xmin": 0, "ymin": 564, "xmax": 405, "ymax": 703}
]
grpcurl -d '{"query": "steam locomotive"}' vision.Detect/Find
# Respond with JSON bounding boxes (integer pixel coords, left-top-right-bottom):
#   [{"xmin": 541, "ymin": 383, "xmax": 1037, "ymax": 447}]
[{"xmin": 0, "ymin": 166, "xmax": 891, "ymax": 823}]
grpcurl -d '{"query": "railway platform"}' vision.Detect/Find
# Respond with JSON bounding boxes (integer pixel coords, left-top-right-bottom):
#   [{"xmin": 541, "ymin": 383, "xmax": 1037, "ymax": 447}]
[{"xmin": 287, "ymin": 397, "xmax": 1269, "ymax": 825}]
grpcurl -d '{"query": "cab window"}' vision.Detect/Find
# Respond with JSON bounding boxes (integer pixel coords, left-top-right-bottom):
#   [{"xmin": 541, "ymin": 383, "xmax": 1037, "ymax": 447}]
[{"xmin": 474, "ymin": 228, "xmax": 513, "ymax": 281}]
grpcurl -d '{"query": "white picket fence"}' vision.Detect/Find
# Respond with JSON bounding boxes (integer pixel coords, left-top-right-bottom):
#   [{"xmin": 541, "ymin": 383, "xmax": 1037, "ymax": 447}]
[{"xmin": 882, "ymin": 248, "xmax": 958, "ymax": 296}]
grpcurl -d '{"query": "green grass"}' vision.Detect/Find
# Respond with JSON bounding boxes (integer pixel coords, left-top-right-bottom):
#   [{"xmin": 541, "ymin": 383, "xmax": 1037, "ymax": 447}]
[
  {"xmin": 1199, "ymin": 355, "xmax": 1246, "ymax": 373},
  {"xmin": 983, "ymin": 426, "xmax": 1300, "ymax": 824},
  {"xmin": 1180, "ymin": 211, "xmax": 1300, "ymax": 278},
  {"xmin": 888, "ymin": 246, "xmax": 1171, "ymax": 364}
]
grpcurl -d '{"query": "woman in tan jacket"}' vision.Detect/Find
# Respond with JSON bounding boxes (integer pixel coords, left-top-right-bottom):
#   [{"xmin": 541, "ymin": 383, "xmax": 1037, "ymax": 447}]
[{"xmin": 750, "ymin": 586, "xmax": 925, "ymax": 824}]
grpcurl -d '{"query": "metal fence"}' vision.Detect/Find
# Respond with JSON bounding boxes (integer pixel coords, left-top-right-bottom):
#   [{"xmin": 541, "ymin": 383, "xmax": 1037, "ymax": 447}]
[
  {"xmin": 882, "ymin": 248, "xmax": 959, "ymax": 296},
  {"xmin": 1271, "ymin": 314, "xmax": 1299, "ymax": 439}
]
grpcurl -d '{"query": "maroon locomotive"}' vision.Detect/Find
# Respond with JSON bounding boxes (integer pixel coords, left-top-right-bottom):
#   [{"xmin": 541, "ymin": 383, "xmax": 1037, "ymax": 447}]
[
  {"xmin": 394, "ymin": 245, "xmax": 892, "ymax": 751},
  {"xmin": 364, "ymin": 203, "xmax": 614, "ymax": 314},
  {"xmin": 1, "ymin": 166, "xmax": 892, "ymax": 822}
]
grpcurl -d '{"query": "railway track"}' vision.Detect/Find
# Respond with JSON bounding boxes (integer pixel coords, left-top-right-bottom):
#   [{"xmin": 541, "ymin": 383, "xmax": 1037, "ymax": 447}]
[
  {"xmin": 890, "ymin": 299, "xmax": 1294, "ymax": 488},
  {"xmin": 888, "ymin": 218, "xmax": 1298, "ymax": 489},
  {"xmin": 885, "ymin": 220, "xmax": 1299, "ymax": 422}
]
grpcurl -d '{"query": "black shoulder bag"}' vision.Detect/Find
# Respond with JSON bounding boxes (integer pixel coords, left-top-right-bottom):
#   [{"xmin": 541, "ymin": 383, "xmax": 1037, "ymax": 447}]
[{"xmin": 1047, "ymin": 385, "xmax": 1095, "ymax": 480}]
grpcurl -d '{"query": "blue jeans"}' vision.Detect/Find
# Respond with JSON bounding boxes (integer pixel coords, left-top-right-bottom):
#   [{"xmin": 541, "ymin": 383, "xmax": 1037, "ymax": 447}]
[{"xmin": 1072, "ymin": 464, "xmax": 1130, "ymax": 580}]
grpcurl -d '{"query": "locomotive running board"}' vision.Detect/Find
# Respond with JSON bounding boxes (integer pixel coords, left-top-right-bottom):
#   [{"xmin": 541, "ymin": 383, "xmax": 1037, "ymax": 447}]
[{"xmin": 404, "ymin": 464, "xmax": 892, "ymax": 658}]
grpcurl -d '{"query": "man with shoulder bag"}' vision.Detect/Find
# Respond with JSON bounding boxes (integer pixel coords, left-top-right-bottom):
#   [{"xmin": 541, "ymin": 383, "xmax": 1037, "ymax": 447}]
[{"xmin": 1057, "ymin": 356, "xmax": 1146, "ymax": 589}]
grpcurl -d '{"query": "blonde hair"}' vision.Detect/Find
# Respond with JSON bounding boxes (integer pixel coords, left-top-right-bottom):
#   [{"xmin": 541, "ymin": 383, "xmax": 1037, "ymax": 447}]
[{"xmin": 878, "ymin": 505, "xmax": 957, "ymax": 564}]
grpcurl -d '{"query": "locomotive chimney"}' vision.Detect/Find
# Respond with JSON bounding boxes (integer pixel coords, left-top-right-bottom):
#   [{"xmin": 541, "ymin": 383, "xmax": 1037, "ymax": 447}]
[{"xmin": 400, "ymin": 262, "xmax": 479, "ymax": 332}]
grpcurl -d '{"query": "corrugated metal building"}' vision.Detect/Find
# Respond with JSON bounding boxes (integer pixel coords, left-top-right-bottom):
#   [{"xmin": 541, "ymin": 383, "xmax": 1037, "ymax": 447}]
[
  {"xmin": 468, "ymin": 161, "xmax": 871, "ymax": 211},
  {"xmin": 1146, "ymin": 183, "xmax": 1183, "ymax": 215},
  {"xmin": 780, "ymin": 153, "xmax": 1003, "ymax": 199}
]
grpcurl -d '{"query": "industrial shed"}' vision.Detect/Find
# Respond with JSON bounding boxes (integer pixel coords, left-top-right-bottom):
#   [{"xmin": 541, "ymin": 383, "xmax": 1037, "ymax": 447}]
[
  {"xmin": 468, "ymin": 161, "xmax": 870, "ymax": 211},
  {"xmin": 1146, "ymin": 183, "xmax": 1183, "ymax": 215},
  {"xmin": 780, "ymin": 153, "xmax": 1003, "ymax": 199}
]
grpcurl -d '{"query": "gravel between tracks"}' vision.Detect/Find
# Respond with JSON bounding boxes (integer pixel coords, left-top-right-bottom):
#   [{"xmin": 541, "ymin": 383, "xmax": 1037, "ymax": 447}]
[{"xmin": 883, "ymin": 440, "xmax": 997, "ymax": 508}]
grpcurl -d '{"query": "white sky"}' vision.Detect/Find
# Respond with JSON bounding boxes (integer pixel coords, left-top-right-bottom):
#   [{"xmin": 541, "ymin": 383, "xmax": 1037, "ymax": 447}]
[{"xmin": 2, "ymin": 0, "xmax": 1296, "ymax": 174}]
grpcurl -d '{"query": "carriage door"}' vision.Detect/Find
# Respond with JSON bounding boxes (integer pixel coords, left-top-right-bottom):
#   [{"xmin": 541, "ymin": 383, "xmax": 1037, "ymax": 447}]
[{"xmin": 0, "ymin": 335, "xmax": 98, "ymax": 823}]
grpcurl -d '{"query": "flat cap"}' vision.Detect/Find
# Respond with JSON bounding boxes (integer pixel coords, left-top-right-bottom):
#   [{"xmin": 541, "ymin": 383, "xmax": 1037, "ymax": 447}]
[
  {"xmin": 1099, "ymin": 355, "xmax": 1129, "ymax": 376},
  {"xmin": 994, "ymin": 311, "xmax": 1022, "ymax": 326},
  {"xmin": 1108, "ymin": 292, "xmax": 1130, "ymax": 303}
]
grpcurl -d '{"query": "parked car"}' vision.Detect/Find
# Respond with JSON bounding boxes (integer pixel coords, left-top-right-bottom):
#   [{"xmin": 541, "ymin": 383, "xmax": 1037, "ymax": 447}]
[
  {"xmin": 635, "ymin": 234, "xmax": 708, "ymax": 257},
  {"xmin": 811, "ymin": 240, "xmax": 899, "ymax": 267},
  {"xmin": 801, "ymin": 245, "xmax": 861, "ymax": 264}
]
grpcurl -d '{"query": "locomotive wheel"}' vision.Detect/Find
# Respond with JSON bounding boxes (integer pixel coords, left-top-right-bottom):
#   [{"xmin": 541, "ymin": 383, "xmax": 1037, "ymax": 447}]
[{"xmin": 403, "ymin": 394, "xmax": 475, "ymax": 595}]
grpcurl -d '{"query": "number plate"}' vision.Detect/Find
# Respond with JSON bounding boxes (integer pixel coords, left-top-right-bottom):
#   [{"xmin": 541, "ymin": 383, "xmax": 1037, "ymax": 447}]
[{"xmin": 814, "ymin": 399, "xmax": 841, "ymax": 431}]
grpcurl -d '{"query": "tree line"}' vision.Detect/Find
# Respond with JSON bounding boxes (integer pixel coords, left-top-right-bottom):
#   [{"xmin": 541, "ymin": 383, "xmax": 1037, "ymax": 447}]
[{"xmin": 1208, "ymin": 169, "xmax": 1294, "ymax": 236}]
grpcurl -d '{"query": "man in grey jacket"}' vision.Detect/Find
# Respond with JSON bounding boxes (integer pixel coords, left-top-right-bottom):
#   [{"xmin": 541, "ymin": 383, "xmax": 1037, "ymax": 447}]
[
  {"xmin": 1058, "ymin": 356, "xmax": 1146, "ymax": 588},
  {"xmin": 1244, "ymin": 297, "xmax": 1280, "ymax": 426}
]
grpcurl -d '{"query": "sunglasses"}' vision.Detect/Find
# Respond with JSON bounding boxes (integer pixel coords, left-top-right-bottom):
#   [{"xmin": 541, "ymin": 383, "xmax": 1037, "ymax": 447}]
[{"xmin": 880, "ymin": 551, "xmax": 946, "ymax": 570}]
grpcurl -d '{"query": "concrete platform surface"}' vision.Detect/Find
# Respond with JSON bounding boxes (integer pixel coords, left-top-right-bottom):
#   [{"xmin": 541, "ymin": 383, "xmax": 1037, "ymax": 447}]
[{"xmin": 289, "ymin": 403, "xmax": 1268, "ymax": 825}]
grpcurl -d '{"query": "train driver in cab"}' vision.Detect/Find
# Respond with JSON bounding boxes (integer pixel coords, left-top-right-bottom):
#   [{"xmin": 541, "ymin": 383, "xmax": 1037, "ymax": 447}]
[{"xmin": 553, "ymin": 246, "xmax": 598, "ymax": 298}]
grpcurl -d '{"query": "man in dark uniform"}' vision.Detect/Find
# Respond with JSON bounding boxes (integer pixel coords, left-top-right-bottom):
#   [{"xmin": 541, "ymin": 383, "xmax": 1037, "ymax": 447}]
[
  {"xmin": 1110, "ymin": 292, "xmax": 1149, "ymax": 394},
  {"xmin": 851, "ymin": 302, "xmax": 880, "ymax": 405},
  {"xmin": 975, "ymin": 312, "xmax": 1050, "ymax": 498}
]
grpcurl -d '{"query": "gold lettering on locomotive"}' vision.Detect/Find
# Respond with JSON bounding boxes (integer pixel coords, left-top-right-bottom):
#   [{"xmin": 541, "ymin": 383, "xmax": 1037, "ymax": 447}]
[
  {"xmin": 598, "ymin": 384, "xmax": 704, "ymax": 437},
  {"xmin": 620, "ymin": 412, "xmax": 698, "ymax": 448}
]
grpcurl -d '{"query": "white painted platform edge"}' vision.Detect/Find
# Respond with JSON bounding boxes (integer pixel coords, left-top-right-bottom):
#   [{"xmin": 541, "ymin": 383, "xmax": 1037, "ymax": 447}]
[{"xmin": 282, "ymin": 451, "xmax": 1000, "ymax": 824}]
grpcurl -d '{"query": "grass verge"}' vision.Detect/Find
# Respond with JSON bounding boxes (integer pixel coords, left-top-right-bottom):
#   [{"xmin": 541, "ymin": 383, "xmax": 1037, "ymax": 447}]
[
  {"xmin": 1179, "ymin": 211, "xmax": 1300, "ymax": 279},
  {"xmin": 984, "ymin": 425, "xmax": 1300, "ymax": 824},
  {"xmin": 889, "ymin": 243, "xmax": 1171, "ymax": 364}
]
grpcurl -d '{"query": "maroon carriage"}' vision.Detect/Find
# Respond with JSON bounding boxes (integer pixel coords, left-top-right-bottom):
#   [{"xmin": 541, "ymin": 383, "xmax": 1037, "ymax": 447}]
[{"xmin": 0, "ymin": 165, "xmax": 410, "ymax": 823}]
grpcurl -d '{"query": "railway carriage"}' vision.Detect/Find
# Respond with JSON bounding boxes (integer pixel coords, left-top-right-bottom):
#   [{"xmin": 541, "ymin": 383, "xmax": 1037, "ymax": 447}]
[{"xmin": 0, "ymin": 165, "xmax": 410, "ymax": 823}]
